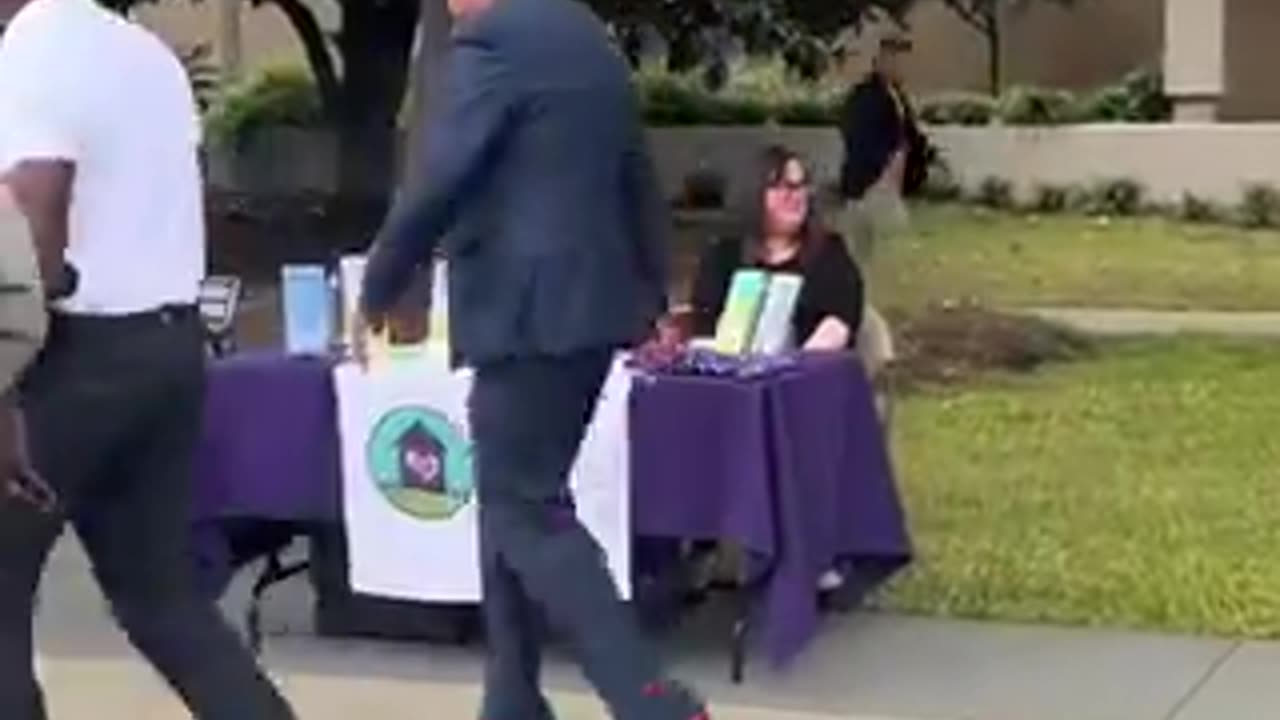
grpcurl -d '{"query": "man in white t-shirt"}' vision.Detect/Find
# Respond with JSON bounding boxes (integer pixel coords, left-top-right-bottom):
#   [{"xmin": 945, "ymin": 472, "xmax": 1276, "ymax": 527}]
[{"xmin": 0, "ymin": 1, "xmax": 294, "ymax": 717}]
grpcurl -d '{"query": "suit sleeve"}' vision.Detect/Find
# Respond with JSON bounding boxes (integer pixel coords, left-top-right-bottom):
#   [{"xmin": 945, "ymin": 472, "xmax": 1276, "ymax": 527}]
[
  {"xmin": 839, "ymin": 84, "xmax": 894, "ymax": 202},
  {"xmin": 689, "ymin": 237, "xmax": 738, "ymax": 337},
  {"xmin": 621, "ymin": 114, "xmax": 671, "ymax": 322},
  {"xmin": 360, "ymin": 36, "xmax": 515, "ymax": 317}
]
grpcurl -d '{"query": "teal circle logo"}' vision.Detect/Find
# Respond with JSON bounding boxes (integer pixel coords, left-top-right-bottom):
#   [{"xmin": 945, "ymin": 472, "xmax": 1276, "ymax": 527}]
[{"xmin": 366, "ymin": 405, "xmax": 474, "ymax": 520}]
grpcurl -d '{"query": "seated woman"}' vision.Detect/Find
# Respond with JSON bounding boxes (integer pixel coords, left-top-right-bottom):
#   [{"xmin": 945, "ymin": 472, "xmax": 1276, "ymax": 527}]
[
  {"xmin": 690, "ymin": 145, "xmax": 865, "ymax": 350},
  {"xmin": 683, "ymin": 147, "xmax": 866, "ymax": 596}
]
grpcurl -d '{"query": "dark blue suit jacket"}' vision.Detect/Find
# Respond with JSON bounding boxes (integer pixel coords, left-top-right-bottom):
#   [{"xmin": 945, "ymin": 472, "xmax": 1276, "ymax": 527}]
[{"xmin": 360, "ymin": 0, "xmax": 669, "ymax": 366}]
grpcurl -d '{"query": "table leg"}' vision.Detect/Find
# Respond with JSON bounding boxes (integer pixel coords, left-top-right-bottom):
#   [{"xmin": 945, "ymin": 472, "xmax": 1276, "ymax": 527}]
[
  {"xmin": 729, "ymin": 561, "xmax": 769, "ymax": 684},
  {"xmin": 730, "ymin": 591, "xmax": 750, "ymax": 684},
  {"xmin": 247, "ymin": 551, "xmax": 312, "ymax": 656}
]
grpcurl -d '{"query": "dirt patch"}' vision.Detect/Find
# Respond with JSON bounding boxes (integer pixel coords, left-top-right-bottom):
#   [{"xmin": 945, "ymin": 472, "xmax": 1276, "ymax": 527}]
[{"xmin": 887, "ymin": 301, "xmax": 1094, "ymax": 387}]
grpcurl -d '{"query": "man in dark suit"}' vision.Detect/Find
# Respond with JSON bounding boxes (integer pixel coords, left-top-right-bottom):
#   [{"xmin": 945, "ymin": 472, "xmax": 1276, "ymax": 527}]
[
  {"xmin": 837, "ymin": 34, "xmax": 932, "ymax": 273},
  {"xmin": 359, "ymin": 0, "xmax": 707, "ymax": 718}
]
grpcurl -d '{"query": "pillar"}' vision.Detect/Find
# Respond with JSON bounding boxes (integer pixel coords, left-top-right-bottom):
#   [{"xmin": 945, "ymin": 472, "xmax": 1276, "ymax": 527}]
[{"xmin": 1163, "ymin": 0, "xmax": 1225, "ymax": 122}]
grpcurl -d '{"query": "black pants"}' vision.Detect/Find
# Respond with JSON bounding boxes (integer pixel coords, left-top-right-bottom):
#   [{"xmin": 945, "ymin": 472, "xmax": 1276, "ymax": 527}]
[
  {"xmin": 0, "ymin": 308, "xmax": 293, "ymax": 719},
  {"xmin": 471, "ymin": 350, "xmax": 699, "ymax": 720}
]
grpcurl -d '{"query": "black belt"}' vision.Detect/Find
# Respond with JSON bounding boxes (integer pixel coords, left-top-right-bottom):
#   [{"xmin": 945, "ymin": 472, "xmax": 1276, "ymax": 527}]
[{"xmin": 50, "ymin": 304, "xmax": 198, "ymax": 334}]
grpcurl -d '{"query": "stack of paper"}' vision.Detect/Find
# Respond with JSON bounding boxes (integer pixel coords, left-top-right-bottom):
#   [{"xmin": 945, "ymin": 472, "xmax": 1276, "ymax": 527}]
[
  {"xmin": 751, "ymin": 273, "xmax": 804, "ymax": 354},
  {"xmin": 338, "ymin": 255, "xmax": 367, "ymax": 350},
  {"xmin": 281, "ymin": 264, "xmax": 333, "ymax": 355},
  {"xmin": 427, "ymin": 258, "xmax": 450, "ymax": 360},
  {"xmin": 712, "ymin": 270, "xmax": 768, "ymax": 355}
]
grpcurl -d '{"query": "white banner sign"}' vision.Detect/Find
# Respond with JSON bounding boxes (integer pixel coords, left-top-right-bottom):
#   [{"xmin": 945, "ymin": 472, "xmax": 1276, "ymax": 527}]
[{"xmin": 334, "ymin": 358, "xmax": 632, "ymax": 603}]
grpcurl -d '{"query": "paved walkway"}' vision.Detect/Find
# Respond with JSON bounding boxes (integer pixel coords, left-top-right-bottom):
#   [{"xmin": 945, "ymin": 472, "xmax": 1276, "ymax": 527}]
[
  {"xmin": 1022, "ymin": 307, "xmax": 1280, "ymax": 338},
  {"xmin": 33, "ymin": 540, "xmax": 1280, "ymax": 720}
]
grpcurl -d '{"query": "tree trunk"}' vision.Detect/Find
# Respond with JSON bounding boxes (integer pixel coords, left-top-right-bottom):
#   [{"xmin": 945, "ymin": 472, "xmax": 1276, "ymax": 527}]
[
  {"xmin": 335, "ymin": 0, "xmax": 420, "ymax": 205},
  {"xmin": 986, "ymin": 7, "xmax": 1003, "ymax": 94},
  {"xmin": 264, "ymin": 0, "xmax": 341, "ymax": 114}
]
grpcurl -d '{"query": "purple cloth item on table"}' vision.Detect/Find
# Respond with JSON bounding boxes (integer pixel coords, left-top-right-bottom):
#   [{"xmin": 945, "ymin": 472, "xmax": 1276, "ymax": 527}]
[
  {"xmin": 631, "ymin": 352, "xmax": 911, "ymax": 665},
  {"xmin": 191, "ymin": 351, "xmax": 911, "ymax": 666},
  {"xmin": 191, "ymin": 353, "xmax": 340, "ymax": 592}
]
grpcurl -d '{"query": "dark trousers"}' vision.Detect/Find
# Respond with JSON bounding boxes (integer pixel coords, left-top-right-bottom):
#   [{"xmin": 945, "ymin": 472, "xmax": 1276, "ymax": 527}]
[
  {"xmin": 470, "ymin": 350, "xmax": 697, "ymax": 720},
  {"xmin": 0, "ymin": 308, "xmax": 293, "ymax": 719}
]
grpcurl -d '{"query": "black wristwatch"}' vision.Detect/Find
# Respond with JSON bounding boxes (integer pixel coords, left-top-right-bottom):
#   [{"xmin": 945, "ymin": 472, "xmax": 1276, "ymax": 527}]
[{"xmin": 46, "ymin": 263, "xmax": 78, "ymax": 301}]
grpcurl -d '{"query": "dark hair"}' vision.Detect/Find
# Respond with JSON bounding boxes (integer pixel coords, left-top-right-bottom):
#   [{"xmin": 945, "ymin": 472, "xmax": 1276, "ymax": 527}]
[{"xmin": 736, "ymin": 144, "xmax": 831, "ymax": 267}]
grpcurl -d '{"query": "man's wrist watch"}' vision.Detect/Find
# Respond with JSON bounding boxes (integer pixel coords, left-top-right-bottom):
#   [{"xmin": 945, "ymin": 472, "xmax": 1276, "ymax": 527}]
[{"xmin": 46, "ymin": 263, "xmax": 78, "ymax": 301}]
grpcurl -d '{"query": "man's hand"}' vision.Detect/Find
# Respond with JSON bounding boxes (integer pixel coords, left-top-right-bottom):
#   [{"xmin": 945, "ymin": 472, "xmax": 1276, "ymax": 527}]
[
  {"xmin": 350, "ymin": 311, "xmax": 387, "ymax": 370},
  {"xmin": 0, "ymin": 405, "xmax": 55, "ymax": 514}
]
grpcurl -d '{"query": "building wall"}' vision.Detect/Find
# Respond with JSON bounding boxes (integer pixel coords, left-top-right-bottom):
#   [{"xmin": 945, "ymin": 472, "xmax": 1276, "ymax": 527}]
[
  {"xmin": 135, "ymin": 0, "xmax": 338, "ymax": 72},
  {"xmin": 900, "ymin": 0, "xmax": 1163, "ymax": 94},
  {"xmin": 208, "ymin": 124, "xmax": 1280, "ymax": 206},
  {"xmin": 1222, "ymin": 0, "xmax": 1280, "ymax": 120},
  {"xmin": 137, "ymin": 0, "xmax": 1280, "ymax": 121}
]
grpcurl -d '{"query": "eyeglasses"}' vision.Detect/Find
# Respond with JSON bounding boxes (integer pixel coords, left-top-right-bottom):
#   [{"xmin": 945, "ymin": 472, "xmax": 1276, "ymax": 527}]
[{"xmin": 768, "ymin": 177, "xmax": 811, "ymax": 192}]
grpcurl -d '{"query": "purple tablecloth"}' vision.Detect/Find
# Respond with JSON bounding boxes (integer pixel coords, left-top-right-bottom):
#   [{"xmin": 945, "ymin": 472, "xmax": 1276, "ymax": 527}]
[
  {"xmin": 192, "ymin": 352, "xmax": 911, "ymax": 665},
  {"xmin": 631, "ymin": 353, "xmax": 911, "ymax": 663}
]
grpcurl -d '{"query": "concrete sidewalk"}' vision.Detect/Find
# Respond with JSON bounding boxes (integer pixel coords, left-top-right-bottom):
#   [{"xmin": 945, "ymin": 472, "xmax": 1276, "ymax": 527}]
[
  {"xmin": 39, "ymin": 655, "xmax": 874, "ymax": 720},
  {"xmin": 33, "ymin": 516, "xmax": 1280, "ymax": 720},
  {"xmin": 1022, "ymin": 307, "xmax": 1280, "ymax": 338},
  {"xmin": 34, "ymin": 613, "xmax": 1280, "ymax": 720}
]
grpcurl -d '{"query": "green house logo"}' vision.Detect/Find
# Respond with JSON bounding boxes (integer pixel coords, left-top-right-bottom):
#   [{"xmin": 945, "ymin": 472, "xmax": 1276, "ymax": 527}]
[{"xmin": 366, "ymin": 405, "xmax": 474, "ymax": 520}]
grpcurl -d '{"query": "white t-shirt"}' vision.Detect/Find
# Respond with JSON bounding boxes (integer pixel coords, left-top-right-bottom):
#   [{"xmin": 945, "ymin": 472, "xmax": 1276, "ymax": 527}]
[{"xmin": 0, "ymin": 0, "xmax": 204, "ymax": 315}]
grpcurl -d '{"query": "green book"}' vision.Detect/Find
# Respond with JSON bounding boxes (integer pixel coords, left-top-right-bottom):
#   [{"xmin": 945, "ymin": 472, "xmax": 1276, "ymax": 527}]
[{"xmin": 713, "ymin": 269, "xmax": 768, "ymax": 355}]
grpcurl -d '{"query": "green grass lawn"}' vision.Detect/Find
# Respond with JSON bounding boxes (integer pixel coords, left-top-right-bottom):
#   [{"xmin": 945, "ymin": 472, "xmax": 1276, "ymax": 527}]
[
  {"xmin": 884, "ymin": 337, "xmax": 1280, "ymax": 638},
  {"xmin": 877, "ymin": 205, "xmax": 1280, "ymax": 312}
]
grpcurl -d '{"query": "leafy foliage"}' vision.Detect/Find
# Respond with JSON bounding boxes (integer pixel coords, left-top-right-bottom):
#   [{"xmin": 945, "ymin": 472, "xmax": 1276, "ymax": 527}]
[
  {"xmin": 205, "ymin": 66, "xmax": 323, "ymax": 146},
  {"xmin": 1077, "ymin": 68, "xmax": 1171, "ymax": 123},
  {"xmin": 634, "ymin": 60, "xmax": 842, "ymax": 126},
  {"xmin": 1028, "ymin": 183, "xmax": 1073, "ymax": 213},
  {"xmin": 1237, "ymin": 183, "xmax": 1280, "ymax": 229},
  {"xmin": 918, "ymin": 92, "xmax": 997, "ymax": 126},
  {"xmin": 1178, "ymin": 193, "xmax": 1221, "ymax": 224},
  {"xmin": 975, "ymin": 176, "xmax": 1015, "ymax": 209},
  {"xmin": 585, "ymin": 0, "xmax": 918, "ymax": 77},
  {"xmin": 997, "ymin": 86, "xmax": 1080, "ymax": 125},
  {"xmin": 1083, "ymin": 178, "xmax": 1145, "ymax": 217}
]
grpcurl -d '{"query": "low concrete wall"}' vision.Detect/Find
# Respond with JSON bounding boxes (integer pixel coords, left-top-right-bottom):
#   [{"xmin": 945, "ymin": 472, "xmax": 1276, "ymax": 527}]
[
  {"xmin": 646, "ymin": 124, "xmax": 1280, "ymax": 206},
  {"xmin": 935, "ymin": 124, "xmax": 1280, "ymax": 204},
  {"xmin": 206, "ymin": 124, "xmax": 1280, "ymax": 206}
]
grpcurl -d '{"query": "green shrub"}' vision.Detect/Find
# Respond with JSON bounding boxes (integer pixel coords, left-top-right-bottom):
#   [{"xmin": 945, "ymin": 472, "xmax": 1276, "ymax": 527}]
[
  {"xmin": 918, "ymin": 92, "xmax": 997, "ymax": 126},
  {"xmin": 1029, "ymin": 183, "xmax": 1074, "ymax": 213},
  {"xmin": 636, "ymin": 71, "xmax": 715, "ymax": 126},
  {"xmin": 1065, "ymin": 186, "xmax": 1096, "ymax": 214},
  {"xmin": 772, "ymin": 97, "xmax": 840, "ymax": 126},
  {"xmin": 636, "ymin": 61, "xmax": 840, "ymax": 127},
  {"xmin": 918, "ymin": 156, "xmax": 963, "ymax": 203},
  {"xmin": 1084, "ymin": 178, "xmax": 1146, "ymax": 216},
  {"xmin": 205, "ymin": 66, "xmax": 324, "ymax": 145},
  {"xmin": 1178, "ymin": 193, "xmax": 1220, "ymax": 224},
  {"xmin": 998, "ymin": 86, "xmax": 1081, "ymax": 126},
  {"xmin": 975, "ymin": 176, "xmax": 1015, "ymax": 209},
  {"xmin": 720, "ymin": 58, "xmax": 844, "ymax": 105},
  {"xmin": 1237, "ymin": 183, "xmax": 1280, "ymax": 228},
  {"xmin": 1079, "ymin": 69, "xmax": 1171, "ymax": 123}
]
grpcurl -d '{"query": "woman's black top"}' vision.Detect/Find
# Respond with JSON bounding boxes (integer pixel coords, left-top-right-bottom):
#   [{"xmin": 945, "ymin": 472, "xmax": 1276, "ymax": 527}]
[{"xmin": 690, "ymin": 233, "xmax": 864, "ymax": 349}]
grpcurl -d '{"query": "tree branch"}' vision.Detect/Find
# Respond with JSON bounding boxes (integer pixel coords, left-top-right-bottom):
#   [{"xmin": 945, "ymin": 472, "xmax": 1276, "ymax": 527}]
[
  {"xmin": 941, "ymin": 0, "xmax": 991, "ymax": 33},
  {"xmin": 257, "ymin": 0, "xmax": 342, "ymax": 117}
]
